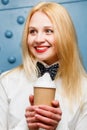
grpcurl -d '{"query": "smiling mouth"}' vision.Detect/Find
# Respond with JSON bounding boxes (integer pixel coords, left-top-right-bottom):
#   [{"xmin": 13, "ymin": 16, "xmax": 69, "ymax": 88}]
[{"xmin": 35, "ymin": 46, "xmax": 50, "ymax": 53}]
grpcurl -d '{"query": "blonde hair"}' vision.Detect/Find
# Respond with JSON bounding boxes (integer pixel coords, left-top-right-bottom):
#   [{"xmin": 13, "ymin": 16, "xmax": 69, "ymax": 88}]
[{"xmin": 22, "ymin": 2, "xmax": 86, "ymax": 103}]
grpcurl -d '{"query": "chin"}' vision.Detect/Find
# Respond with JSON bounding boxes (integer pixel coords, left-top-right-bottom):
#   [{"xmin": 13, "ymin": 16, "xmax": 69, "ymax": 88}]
[{"xmin": 36, "ymin": 56, "xmax": 48, "ymax": 61}]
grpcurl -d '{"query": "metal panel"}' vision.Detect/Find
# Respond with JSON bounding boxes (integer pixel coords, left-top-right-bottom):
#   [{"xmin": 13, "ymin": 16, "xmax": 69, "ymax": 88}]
[{"xmin": 0, "ymin": 0, "xmax": 87, "ymax": 73}]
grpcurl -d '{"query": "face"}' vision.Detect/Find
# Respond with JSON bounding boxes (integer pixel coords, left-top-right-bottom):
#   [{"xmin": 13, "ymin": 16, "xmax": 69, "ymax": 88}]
[{"xmin": 28, "ymin": 11, "xmax": 58, "ymax": 65}]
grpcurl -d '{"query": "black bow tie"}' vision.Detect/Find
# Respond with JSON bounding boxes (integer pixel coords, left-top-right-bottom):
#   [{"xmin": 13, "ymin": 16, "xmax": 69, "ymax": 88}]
[{"xmin": 37, "ymin": 62, "xmax": 59, "ymax": 80}]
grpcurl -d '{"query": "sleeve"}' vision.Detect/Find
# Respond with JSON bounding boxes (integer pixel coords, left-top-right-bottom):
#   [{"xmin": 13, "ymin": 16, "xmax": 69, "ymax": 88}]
[
  {"xmin": 9, "ymin": 118, "xmax": 29, "ymax": 130},
  {"xmin": 0, "ymin": 80, "xmax": 8, "ymax": 130},
  {"xmin": 0, "ymin": 79, "xmax": 29, "ymax": 130},
  {"xmin": 75, "ymin": 99, "xmax": 87, "ymax": 130},
  {"xmin": 68, "ymin": 98, "xmax": 87, "ymax": 130}
]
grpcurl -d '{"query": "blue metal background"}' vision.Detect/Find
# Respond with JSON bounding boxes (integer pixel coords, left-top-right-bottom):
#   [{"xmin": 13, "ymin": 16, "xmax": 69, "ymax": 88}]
[{"xmin": 0, "ymin": 0, "xmax": 87, "ymax": 73}]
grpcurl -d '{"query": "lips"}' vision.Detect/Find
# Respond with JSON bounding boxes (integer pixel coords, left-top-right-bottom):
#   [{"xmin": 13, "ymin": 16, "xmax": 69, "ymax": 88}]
[{"xmin": 35, "ymin": 46, "xmax": 50, "ymax": 53}]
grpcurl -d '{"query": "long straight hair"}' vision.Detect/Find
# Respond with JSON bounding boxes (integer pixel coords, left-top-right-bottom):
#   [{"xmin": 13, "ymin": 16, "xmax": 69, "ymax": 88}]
[{"xmin": 22, "ymin": 2, "xmax": 87, "ymax": 103}]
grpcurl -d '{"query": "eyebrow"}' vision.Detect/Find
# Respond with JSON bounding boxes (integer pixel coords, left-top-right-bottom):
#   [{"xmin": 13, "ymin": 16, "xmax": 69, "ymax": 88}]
[
  {"xmin": 29, "ymin": 26, "xmax": 53, "ymax": 29},
  {"xmin": 28, "ymin": 27, "xmax": 35, "ymax": 29}
]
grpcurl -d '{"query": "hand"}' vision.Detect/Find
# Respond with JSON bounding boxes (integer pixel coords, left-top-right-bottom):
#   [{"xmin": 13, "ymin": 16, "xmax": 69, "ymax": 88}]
[
  {"xmin": 25, "ymin": 95, "xmax": 62, "ymax": 130},
  {"xmin": 34, "ymin": 100, "xmax": 62, "ymax": 130},
  {"xmin": 25, "ymin": 95, "xmax": 39, "ymax": 130}
]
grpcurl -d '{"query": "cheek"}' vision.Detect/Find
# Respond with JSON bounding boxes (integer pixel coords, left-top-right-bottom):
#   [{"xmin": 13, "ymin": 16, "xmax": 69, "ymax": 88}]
[
  {"xmin": 49, "ymin": 36, "xmax": 55, "ymax": 45},
  {"xmin": 27, "ymin": 35, "xmax": 33, "ymax": 47},
  {"xmin": 52, "ymin": 41, "xmax": 56, "ymax": 49},
  {"xmin": 52, "ymin": 41, "xmax": 58, "ymax": 54}
]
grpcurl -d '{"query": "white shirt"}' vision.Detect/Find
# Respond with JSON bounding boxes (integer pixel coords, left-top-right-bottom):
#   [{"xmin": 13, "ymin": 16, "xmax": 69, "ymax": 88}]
[{"xmin": 0, "ymin": 67, "xmax": 87, "ymax": 130}]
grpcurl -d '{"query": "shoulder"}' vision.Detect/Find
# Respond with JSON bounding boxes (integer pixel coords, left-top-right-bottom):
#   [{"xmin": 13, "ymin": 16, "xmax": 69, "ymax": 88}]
[
  {"xmin": 0, "ymin": 65, "xmax": 32, "ymax": 95},
  {"xmin": 81, "ymin": 76, "xmax": 87, "ymax": 102},
  {"xmin": 1, "ymin": 65, "xmax": 22, "ymax": 76},
  {"xmin": 0, "ymin": 65, "xmax": 28, "ymax": 85}
]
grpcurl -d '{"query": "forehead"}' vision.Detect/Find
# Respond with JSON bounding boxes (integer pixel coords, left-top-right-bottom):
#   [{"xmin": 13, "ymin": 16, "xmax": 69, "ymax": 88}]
[{"xmin": 29, "ymin": 11, "xmax": 53, "ymax": 27}]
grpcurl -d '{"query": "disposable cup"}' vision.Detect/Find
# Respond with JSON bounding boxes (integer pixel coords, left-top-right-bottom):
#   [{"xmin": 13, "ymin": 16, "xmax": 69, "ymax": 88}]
[{"xmin": 34, "ymin": 87, "xmax": 56, "ymax": 106}]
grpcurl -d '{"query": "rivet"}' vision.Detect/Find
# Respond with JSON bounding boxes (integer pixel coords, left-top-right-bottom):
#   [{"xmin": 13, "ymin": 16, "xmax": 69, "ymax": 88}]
[
  {"xmin": 1, "ymin": 0, "xmax": 9, "ymax": 5},
  {"xmin": 8, "ymin": 56, "xmax": 16, "ymax": 64},
  {"xmin": 17, "ymin": 16, "xmax": 25, "ymax": 25},
  {"xmin": 5, "ymin": 30, "xmax": 13, "ymax": 38}
]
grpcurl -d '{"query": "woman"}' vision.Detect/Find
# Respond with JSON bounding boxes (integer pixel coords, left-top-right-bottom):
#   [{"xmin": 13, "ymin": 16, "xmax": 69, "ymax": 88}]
[{"xmin": 0, "ymin": 2, "xmax": 87, "ymax": 130}]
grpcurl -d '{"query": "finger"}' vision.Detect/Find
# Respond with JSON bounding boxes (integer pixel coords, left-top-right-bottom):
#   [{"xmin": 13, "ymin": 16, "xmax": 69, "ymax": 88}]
[
  {"xmin": 25, "ymin": 105, "xmax": 38, "ymax": 112},
  {"xmin": 51, "ymin": 100, "xmax": 60, "ymax": 108},
  {"xmin": 25, "ymin": 107, "xmax": 37, "ymax": 119},
  {"xmin": 35, "ymin": 114, "xmax": 58, "ymax": 126},
  {"xmin": 37, "ymin": 121, "xmax": 57, "ymax": 130},
  {"xmin": 27, "ymin": 121, "xmax": 39, "ymax": 129},
  {"xmin": 25, "ymin": 107, "xmax": 34, "ymax": 113},
  {"xmin": 26, "ymin": 115, "xmax": 38, "ymax": 123},
  {"xmin": 29, "ymin": 95, "xmax": 34, "ymax": 105},
  {"xmin": 26, "ymin": 116, "xmax": 39, "ymax": 129},
  {"xmin": 35, "ymin": 108, "xmax": 62, "ymax": 121},
  {"xmin": 25, "ymin": 111, "xmax": 35, "ymax": 118},
  {"xmin": 38, "ymin": 105, "xmax": 62, "ymax": 115},
  {"xmin": 25, "ymin": 106, "xmax": 39, "ymax": 119}
]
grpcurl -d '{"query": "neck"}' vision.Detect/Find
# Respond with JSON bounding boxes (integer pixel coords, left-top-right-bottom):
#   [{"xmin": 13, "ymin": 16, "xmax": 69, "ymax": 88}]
[{"xmin": 38, "ymin": 60, "xmax": 59, "ymax": 67}]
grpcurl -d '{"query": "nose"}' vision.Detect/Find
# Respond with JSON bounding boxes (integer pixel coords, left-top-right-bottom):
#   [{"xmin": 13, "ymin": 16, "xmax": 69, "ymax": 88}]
[{"xmin": 34, "ymin": 32, "xmax": 45, "ymax": 43}]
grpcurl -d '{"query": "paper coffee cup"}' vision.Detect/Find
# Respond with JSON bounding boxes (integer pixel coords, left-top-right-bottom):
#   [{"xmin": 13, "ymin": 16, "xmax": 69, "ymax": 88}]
[
  {"xmin": 34, "ymin": 87, "xmax": 56, "ymax": 106},
  {"xmin": 33, "ymin": 73, "xmax": 56, "ymax": 106}
]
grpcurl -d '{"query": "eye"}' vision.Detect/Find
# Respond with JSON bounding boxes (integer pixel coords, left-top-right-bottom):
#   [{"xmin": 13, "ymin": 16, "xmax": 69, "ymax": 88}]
[
  {"xmin": 28, "ymin": 29, "xmax": 37, "ymax": 35},
  {"xmin": 45, "ymin": 29, "xmax": 54, "ymax": 34}
]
